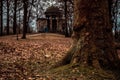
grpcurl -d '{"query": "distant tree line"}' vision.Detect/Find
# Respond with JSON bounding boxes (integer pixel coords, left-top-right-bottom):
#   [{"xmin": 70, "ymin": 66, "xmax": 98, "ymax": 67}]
[
  {"xmin": 112, "ymin": 0, "xmax": 120, "ymax": 42},
  {"xmin": 0, "ymin": 0, "xmax": 75, "ymax": 38},
  {"xmin": 1, "ymin": 0, "xmax": 119, "ymax": 40},
  {"xmin": 0, "ymin": 0, "xmax": 36, "ymax": 39},
  {"xmin": 58, "ymin": 0, "xmax": 74, "ymax": 37}
]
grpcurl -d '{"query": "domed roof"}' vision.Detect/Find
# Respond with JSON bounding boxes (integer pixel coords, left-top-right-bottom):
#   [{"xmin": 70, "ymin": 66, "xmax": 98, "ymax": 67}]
[{"xmin": 45, "ymin": 6, "xmax": 61, "ymax": 13}]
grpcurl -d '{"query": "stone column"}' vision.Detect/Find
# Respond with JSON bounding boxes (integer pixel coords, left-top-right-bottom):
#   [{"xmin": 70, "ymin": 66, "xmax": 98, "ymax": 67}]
[
  {"xmin": 56, "ymin": 17, "xmax": 59, "ymax": 32},
  {"xmin": 50, "ymin": 16, "xmax": 53, "ymax": 32},
  {"xmin": 47, "ymin": 16, "xmax": 50, "ymax": 31}
]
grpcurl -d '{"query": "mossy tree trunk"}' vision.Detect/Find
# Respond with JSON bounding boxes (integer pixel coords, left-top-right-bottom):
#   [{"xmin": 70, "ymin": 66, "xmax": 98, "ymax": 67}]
[
  {"xmin": 61, "ymin": 0, "xmax": 119, "ymax": 69},
  {"xmin": 72, "ymin": 0, "xmax": 120, "ymax": 68}
]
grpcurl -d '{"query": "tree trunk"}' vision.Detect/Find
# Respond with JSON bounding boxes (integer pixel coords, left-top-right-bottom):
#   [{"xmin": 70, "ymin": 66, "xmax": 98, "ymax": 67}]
[
  {"xmin": 22, "ymin": 0, "xmax": 28, "ymax": 39},
  {"xmin": 19, "ymin": 9, "xmax": 21, "ymax": 34},
  {"xmin": 0, "ymin": 0, "xmax": 3, "ymax": 36},
  {"xmin": 7, "ymin": 0, "xmax": 9, "ymax": 35},
  {"xmin": 6, "ymin": 0, "xmax": 9, "ymax": 35},
  {"xmin": 64, "ymin": 0, "xmax": 69, "ymax": 37},
  {"xmin": 61, "ymin": 0, "xmax": 119, "ymax": 69},
  {"xmin": 72, "ymin": 0, "xmax": 120, "ymax": 68},
  {"xmin": 27, "ymin": 0, "xmax": 34, "ymax": 33},
  {"xmin": 13, "ymin": 0, "xmax": 17, "ymax": 34}
]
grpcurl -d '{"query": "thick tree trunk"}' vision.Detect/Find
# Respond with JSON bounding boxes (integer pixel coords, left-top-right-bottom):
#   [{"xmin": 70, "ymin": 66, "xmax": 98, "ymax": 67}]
[
  {"xmin": 71, "ymin": 0, "xmax": 119, "ymax": 68},
  {"xmin": 13, "ymin": 0, "xmax": 17, "ymax": 34},
  {"xmin": 60, "ymin": 0, "xmax": 119, "ymax": 69}
]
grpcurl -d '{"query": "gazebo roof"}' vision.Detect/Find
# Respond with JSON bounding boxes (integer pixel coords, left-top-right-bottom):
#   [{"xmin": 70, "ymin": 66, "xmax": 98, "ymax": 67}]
[{"xmin": 45, "ymin": 6, "xmax": 62, "ymax": 16}]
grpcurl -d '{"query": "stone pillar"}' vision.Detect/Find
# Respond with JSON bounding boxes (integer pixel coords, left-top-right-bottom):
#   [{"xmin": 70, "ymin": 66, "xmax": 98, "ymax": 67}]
[
  {"xmin": 47, "ymin": 16, "xmax": 50, "ymax": 31},
  {"xmin": 56, "ymin": 17, "xmax": 59, "ymax": 32},
  {"xmin": 50, "ymin": 16, "xmax": 52, "ymax": 32},
  {"xmin": 52, "ymin": 16, "xmax": 57, "ymax": 32}
]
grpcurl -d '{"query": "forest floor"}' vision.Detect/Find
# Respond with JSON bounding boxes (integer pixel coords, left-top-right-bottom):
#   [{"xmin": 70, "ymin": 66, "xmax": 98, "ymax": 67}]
[
  {"xmin": 0, "ymin": 33, "xmax": 73, "ymax": 80},
  {"xmin": 0, "ymin": 33, "xmax": 120, "ymax": 80}
]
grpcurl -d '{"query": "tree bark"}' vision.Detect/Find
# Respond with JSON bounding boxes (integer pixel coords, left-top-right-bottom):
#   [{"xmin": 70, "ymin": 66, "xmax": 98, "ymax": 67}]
[
  {"xmin": 22, "ymin": 0, "xmax": 28, "ymax": 39},
  {"xmin": 0, "ymin": 0, "xmax": 3, "ymax": 36},
  {"xmin": 64, "ymin": 0, "xmax": 69, "ymax": 37},
  {"xmin": 27, "ymin": 0, "xmax": 34, "ymax": 33},
  {"xmin": 61, "ymin": 0, "xmax": 119, "ymax": 69},
  {"xmin": 7, "ymin": 0, "xmax": 9, "ymax": 35},
  {"xmin": 13, "ymin": 0, "xmax": 17, "ymax": 34}
]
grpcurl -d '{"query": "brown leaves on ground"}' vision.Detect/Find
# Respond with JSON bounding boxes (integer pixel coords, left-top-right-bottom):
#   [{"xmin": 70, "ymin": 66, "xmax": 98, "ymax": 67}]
[{"xmin": 0, "ymin": 33, "xmax": 72, "ymax": 79}]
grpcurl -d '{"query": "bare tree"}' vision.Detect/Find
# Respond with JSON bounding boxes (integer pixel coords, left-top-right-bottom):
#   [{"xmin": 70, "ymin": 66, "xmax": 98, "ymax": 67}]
[
  {"xmin": 13, "ymin": 0, "xmax": 17, "ymax": 34},
  {"xmin": 0, "ymin": 0, "xmax": 3, "ymax": 36},
  {"xmin": 6, "ymin": 0, "xmax": 10, "ymax": 35},
  {"xmin": 64, "ymin": 0, "xmax": 69, "ymax": 37},
  {"xmin": 21, "ymin": 0, "xmax": 28, "ymax": 39},
  {"xmin": 27, "ymin": 0, "xmax": 35, "ymax": 33},
  {"xmin": 57, "ymin": 0, "xmax": 74, "ymax": 36}
]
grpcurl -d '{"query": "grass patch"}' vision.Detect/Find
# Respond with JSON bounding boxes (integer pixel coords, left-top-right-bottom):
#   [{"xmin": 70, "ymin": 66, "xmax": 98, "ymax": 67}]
[{"xmin": 45, "ymin": 64, "xmax": 117, "ymax": 80}]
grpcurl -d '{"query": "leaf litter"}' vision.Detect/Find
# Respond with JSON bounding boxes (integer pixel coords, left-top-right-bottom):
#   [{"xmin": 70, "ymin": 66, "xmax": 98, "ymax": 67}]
[{"xmin": 0, "ymin": 33, "xmax": 72, "ymax": 79}]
